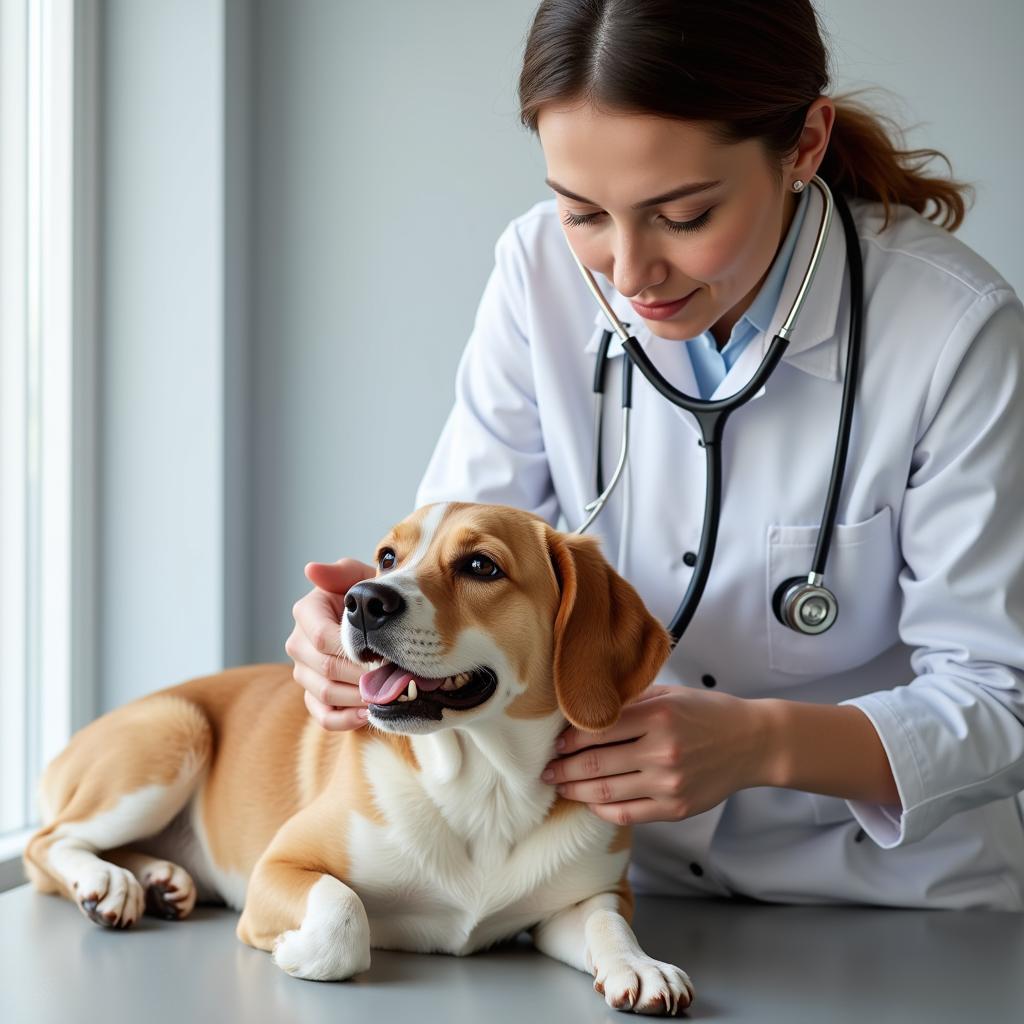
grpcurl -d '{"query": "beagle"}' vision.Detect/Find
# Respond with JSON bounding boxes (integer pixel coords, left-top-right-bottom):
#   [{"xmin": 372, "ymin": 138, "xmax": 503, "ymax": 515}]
[{"xmin": 24, "ymin": 502, "xmax": 694, "ymax": 1015}]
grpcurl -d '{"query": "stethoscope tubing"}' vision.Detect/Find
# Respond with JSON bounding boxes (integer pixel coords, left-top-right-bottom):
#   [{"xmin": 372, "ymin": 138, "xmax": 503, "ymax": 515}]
[
  {"xmin": 572, "ymin": 176, "xmax": 862, "ymax": 648},
  {"xmin": 810, "ymin": 187, "xmax": 862, "ymax": 578}
]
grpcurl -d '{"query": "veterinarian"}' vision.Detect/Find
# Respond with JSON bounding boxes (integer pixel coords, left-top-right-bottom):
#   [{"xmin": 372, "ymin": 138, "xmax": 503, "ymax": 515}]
[{"xmin": 288, "ymin": 0, "xmax": 1024, "ymax": 910}]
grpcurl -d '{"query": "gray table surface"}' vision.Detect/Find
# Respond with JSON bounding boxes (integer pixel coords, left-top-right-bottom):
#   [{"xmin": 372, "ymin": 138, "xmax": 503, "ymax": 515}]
[{"xmin": 2, "ymin": 883, "xmax": 1022, "ymax": 1023}]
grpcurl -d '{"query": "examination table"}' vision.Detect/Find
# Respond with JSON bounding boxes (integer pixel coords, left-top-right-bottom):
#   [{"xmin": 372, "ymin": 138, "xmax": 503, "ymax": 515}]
[{"xmin": 2, "ymin": 884, "xmax": 1021, "ymax": 1022}]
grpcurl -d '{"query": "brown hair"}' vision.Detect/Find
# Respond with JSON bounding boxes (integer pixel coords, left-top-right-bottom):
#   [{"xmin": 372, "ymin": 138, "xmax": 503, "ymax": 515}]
[{"xmin": 518, "ymin": 0, "xmax": 973, "ymax": 231}]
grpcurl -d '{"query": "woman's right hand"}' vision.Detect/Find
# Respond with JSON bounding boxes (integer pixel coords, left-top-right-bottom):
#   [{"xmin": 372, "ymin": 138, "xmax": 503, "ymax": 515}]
[{"xmin": 286, "ymin": 558, "xmax": 376, "ymax": 731}]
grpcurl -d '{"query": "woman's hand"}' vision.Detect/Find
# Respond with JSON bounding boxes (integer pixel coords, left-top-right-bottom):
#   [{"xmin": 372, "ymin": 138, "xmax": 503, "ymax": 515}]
[
  {"xmin": 540, "ymin": 684, "xmax": 775, "ymax": 826},
  {"xmin": 286, "ymin": 558, "xmax": 376, "ymax": 731}
]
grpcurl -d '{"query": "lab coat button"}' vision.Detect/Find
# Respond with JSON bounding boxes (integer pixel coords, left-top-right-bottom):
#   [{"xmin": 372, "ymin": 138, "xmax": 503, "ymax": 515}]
[
  {"xmin": 854, "ymin": 828, "xmax": 867, "ymax": 843},
  {"xmin": 701, "ymin": 674, "xmax": 716, "ymax": 688},
  {"xmin": 682, "ymin": 551, "xmax": 697, "ymax": 566},
  {"xmin": 689, "ymin": 862, "xmax": 704, "ymax": 877}
]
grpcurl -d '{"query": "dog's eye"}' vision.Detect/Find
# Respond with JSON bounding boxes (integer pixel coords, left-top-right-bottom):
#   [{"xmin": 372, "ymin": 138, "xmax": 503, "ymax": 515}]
[
  {"xmin": 464, "ymin": 553, "xmax": 503, "ymax": 579},
  {"xmin": 378, "ymin": 548, "xmax": 396, "ymax": 571}
]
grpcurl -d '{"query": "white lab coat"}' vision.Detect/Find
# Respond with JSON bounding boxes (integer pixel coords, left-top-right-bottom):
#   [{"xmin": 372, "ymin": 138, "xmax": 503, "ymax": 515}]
[{"xmin": 415, "ymin": 186, "xmax": 1024, "ymax": 911}]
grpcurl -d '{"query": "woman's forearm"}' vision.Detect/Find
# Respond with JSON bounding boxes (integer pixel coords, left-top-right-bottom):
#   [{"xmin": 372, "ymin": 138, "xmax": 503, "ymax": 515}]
[{"xmin": 755, "ymin": 698, "xmax": 902, "ymax": 808}]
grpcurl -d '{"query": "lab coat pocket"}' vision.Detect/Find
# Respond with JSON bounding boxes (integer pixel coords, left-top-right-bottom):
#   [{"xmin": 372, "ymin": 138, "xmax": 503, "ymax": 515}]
[{"xmin": 766, "ymin": 506, "xmax": 900, "ymax": 678}]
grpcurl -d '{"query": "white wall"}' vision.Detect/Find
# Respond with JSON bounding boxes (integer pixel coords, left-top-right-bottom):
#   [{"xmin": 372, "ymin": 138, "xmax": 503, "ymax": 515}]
[
  {"xmin": 246, "ymin": 0, "xmax": 548, "ymax": 662},
  {"xmin": 97, "ymin": 0, "xmax": 1024, "ymax": 697},
  {"xmin": 98, "ymin": 0, "xmax": 248, "ymax": 709},
  {"xmin": 820, "ymin": 0, "xmax": 1022, "ymax": 297}
]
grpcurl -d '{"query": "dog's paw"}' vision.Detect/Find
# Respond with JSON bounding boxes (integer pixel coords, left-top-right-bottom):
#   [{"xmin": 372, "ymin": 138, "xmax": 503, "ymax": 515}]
[
  {"xmin": 139, "ymin": 860, "xmax": 197, "ymax": 920},
  {"xmin": 271, "ymin": 875, "xmax": 372, "ymax": 981},
  {"xmin": 591, "ymin": 952, "xmax": 695, "ymax": 1016},
  {"xmin": 74, "ymin": 862, "xmax": 145, "ymax": 929}
]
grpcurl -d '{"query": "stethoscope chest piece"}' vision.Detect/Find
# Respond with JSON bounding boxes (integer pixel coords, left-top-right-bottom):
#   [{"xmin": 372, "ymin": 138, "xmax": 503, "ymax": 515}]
[{"xmin": 772, "ymin": 574, "xmax": 839, "ymax": 635}]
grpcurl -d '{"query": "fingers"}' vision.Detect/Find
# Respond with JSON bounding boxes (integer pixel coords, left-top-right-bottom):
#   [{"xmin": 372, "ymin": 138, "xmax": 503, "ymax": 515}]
[
  {"xmin": 303, "ymin": 558, "xmax": 375, "ymax": 594},
  {"xmin": 585, "ymin": 798, "xmax": 661, "ymax": 827},
  {"xmin": 290, "ymin": 557, "xmax": 373, "ymax": 670},
  {"xmin": 285, "ymin": 623, "xmax": 361, "ymax": 688},
  {"xmin": 542, "ymin": 743, "xmax": 643, "ymax": 787},
  {"xmin": 290, "ymin": 585, "xmax": 350, "ymax": 663},
  {"xmin": 552, "ymin": 687, "xmax": 670, "ymax": 755},
  {"xmin": 552, "ymin": 718, "xmax": 646, "ymax": 757},
  {"xmin": 288, "ymin": 560, "xmax": 376, "ymax": 733},
  {"xmin": 627, "ymin": 684, "xmax": 674, "ymax": 705},
  {"xmin": 551, "ymin": 770, "xmax": 650, "ymax": 806},
  {"xmin": 292, "ymin": 658, "xmax": 363, "ymax": 707},
  {"xmin": 303, "ymin": 689, "xmax": 369, "ymax": 733},
  {"xmin": 287, "ymin": 627, "xmax": 368, "ymax": 731}
]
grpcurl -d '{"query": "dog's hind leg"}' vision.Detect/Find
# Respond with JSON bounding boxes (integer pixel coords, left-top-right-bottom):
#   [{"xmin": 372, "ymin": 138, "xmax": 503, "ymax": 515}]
[{"xmin": 23, "ymin": 694, "xmax": 211, "ymax": 929}]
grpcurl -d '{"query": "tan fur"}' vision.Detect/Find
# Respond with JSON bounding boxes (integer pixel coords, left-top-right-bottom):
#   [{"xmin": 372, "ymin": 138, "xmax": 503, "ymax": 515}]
[
  {"xmin": 613, "ymin": 870, "xmax": 636, "ymax": 923},
  {"xmin": 375, "ymin": 506, "xmax": 427, "ymax": 563},
  {"xmin": 236, "ymin": 860, "xmax": 323, "ymax": 950},
  {"xmin": 607, "ymin": 825, "xmax": 632, "ymax": 855}
]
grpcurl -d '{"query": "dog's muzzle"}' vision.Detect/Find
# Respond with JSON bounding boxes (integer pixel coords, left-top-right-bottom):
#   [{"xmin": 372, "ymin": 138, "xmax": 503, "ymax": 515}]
[{"xmin": 344, "ymin": 582, "xmax": 498, "ymax": 721}]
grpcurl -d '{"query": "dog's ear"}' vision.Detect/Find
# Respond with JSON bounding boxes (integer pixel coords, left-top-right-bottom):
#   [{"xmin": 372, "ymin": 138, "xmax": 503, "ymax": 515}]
[{"xmin": 545, "ymin": 526, "xmax": 671, "ymax": 732}]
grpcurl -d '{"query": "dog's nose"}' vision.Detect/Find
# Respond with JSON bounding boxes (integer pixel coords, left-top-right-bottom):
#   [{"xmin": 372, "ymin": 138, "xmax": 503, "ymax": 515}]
[{"xmin": 345, "ymin": 581, "xmax": 406, "ymax": 633}]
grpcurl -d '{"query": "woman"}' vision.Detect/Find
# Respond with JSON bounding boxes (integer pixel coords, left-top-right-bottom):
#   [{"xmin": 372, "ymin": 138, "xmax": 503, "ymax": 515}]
[{"xmin": 287, "ymin": 0, "xmax": 1024, "ymax": 910}]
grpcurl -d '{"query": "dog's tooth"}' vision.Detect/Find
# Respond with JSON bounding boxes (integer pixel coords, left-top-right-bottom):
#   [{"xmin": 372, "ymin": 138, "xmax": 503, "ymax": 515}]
[
  {"xmin": 397, "ymin": 694, "xmax": 410, "ymax": 702},
  {"xmin": 438, "ymin": 672, "xmax": 471, "ymax": 691},
  {"xmin": 408, "ymin": 679, "xmax": 418, "ymax": 701}
]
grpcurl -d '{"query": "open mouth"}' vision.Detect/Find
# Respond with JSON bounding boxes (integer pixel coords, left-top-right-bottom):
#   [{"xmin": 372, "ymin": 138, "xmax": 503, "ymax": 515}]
[{"xmin": 358, "ymin": 662, "xmax": 498, "ymax": 722}]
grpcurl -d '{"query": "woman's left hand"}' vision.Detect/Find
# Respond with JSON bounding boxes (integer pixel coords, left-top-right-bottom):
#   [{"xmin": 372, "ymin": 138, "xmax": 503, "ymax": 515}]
[{"xmin": 541, "ymin": 684, "xmax": 775, "ymax": 826}]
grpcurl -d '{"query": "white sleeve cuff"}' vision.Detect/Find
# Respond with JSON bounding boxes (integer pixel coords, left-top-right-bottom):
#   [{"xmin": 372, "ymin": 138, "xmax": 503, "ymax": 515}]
[{"xmin": 839, "ymin": 693, "xmax": 934, "ymax": 849}]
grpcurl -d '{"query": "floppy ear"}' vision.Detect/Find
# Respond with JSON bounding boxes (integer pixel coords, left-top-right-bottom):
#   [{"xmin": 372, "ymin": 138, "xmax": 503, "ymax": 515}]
[{"xmin": 545, "ymin": 526, "xmax": 671, "ymax": 732}]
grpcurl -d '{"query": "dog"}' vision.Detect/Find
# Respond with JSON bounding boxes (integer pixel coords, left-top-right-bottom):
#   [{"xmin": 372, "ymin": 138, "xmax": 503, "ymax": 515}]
[{"xmin": 24, "ymin": 502, "xmax": 694, "ymax": 1014}]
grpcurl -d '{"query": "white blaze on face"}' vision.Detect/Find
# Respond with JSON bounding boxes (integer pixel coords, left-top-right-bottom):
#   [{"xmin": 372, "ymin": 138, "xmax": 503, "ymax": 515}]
[{"xmin": 341, "ymin": 504, "xmax": 448, "ymax": 671}]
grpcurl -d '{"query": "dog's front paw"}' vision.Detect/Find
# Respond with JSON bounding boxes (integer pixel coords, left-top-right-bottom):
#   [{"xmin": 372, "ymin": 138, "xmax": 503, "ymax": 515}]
[
  {"xmin": 140, "ymin": 860, "xmax": 197, "ymax": 920},
  {"xmin": 271, "ymin": 875, "xmax": 372, "ymax": 981},
  {"xmin": 591, "ymin": 951, "xmax": 695, "ymax": 1016},
  {"xmin": 74, "ymin": 862, "xmax": 145, "ymax": 929}
]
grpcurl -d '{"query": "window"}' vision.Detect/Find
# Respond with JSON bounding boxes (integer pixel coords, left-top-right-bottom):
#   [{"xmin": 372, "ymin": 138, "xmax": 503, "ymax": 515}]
[{"xmin": 0, "ymin": 0, "xmax": 97, "ymax": 862}]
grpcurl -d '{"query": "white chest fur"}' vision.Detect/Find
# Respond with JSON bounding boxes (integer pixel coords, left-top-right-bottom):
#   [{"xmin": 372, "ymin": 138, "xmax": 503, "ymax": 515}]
[{"xmin": 348, "ymin": 735, "xmax": 629, "ymax": 955}]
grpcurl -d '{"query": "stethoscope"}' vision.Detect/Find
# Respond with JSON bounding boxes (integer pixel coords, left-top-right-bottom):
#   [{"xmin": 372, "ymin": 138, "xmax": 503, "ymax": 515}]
[{"xmin": 569, "ymin": 175, "xmax": 863, "ymax": 649}]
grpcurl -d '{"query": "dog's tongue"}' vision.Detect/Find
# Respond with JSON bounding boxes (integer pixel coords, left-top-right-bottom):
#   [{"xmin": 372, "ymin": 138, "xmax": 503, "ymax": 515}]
[{"xmin": 359, "ymin": 664, "xmax": 446, "ymax": 705}]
